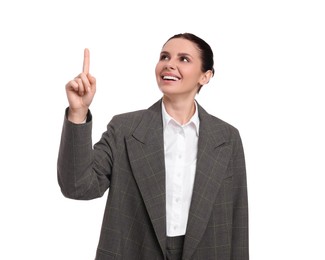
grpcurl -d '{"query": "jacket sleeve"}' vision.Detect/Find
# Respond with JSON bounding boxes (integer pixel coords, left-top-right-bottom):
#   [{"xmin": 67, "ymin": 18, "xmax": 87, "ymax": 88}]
[
  {"xmin": 230, "ymin": 130, "xmax": 249, "ymax": 259},
  {"xmin": 57, "ymin": 108, "xmax": 113, "ymax": 200}
]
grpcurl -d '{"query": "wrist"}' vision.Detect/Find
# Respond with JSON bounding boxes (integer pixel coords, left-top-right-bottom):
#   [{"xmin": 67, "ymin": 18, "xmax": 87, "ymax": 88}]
[{"xmin": 67, "ymin": 107, "xmax": 88, "ymax": 124}]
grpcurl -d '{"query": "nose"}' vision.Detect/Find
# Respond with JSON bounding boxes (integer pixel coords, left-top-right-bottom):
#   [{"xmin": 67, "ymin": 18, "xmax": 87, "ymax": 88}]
[{"xmin": 164, "ymin": 60, "xmax": 176, "ymax": 70}]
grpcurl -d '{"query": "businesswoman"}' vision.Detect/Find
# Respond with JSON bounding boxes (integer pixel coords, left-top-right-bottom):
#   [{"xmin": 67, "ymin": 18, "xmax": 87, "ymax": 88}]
[{"xmin": 58, "ymin": 33, "xmax": 249, "ymax": 260}]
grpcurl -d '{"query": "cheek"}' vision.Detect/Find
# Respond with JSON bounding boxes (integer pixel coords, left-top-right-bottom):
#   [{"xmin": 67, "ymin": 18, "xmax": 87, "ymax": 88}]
[
  {"xmin": 155, "ymin": 64, "xmax": 162, "ymax": 84},
  {"xmin": 182, "ymin": 69, "xmax": 198, "ymax": 81},
  {"xmin": 155, "ymin": 63, "xmax": 161, "ymax": 76}
]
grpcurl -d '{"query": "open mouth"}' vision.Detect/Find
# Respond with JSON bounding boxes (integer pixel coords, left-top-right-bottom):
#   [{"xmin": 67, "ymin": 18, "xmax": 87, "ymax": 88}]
[{"xmin": 162, "ymin": 75, "xmax": 180, "ymax": 81}]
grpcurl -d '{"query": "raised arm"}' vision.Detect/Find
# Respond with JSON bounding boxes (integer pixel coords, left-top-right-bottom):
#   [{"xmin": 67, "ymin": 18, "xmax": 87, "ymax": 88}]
[{"xmin": 65, "ymin": 48, "xmax": 96, "ymax": 123}]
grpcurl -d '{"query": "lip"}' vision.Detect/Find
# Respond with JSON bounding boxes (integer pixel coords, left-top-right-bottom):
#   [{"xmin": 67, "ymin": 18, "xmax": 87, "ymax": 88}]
[{"xmin": 161, "ymin": 72, "xmax": 181, "ymax": 81}]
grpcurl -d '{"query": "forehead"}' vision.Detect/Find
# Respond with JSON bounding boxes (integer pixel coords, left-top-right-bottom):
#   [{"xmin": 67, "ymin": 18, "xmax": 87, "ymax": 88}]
[{"xmin": 162, "ymin": 38, "xmax": 200, "ymax": 56}]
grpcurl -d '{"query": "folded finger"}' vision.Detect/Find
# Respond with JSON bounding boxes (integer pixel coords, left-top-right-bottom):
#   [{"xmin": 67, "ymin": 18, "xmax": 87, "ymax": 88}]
[
  {"xmin": 66, "ymin": 80, "xmax": 79, "ymax": 92},
  {"xmin": 80, "ymin": 73, "xmax": 91, "ymax": 93},
  {"xmin": 75, "ymin": 78, "xmax": 85, "ymax": 96}
]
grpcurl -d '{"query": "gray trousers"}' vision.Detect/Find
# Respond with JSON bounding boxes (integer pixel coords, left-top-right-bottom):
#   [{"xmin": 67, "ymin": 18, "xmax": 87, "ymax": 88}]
[{"xmin": 166, "ymin": 236, "xmax": 185, "ymax": 260}]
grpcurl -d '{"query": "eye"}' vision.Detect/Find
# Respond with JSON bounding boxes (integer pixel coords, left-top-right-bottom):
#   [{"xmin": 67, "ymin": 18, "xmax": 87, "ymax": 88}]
[
  {"xmin": 180, "ymin": 56, "xmax": 190, "ymax": 62},
  {"xmin": 160, "ymin": 54, "xmax": 169, "ymax": 61}
]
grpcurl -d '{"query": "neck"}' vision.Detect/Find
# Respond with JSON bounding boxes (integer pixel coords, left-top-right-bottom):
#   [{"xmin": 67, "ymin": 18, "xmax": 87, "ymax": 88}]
[{"xmin": 162, "ymin": 95, "xmax": 196, "ymax": 125}]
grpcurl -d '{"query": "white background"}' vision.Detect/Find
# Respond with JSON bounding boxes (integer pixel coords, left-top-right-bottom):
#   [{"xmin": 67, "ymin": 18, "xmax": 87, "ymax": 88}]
[{"xmin": 1, "ymin": 0, "xmax": 324, "ymax": 259}]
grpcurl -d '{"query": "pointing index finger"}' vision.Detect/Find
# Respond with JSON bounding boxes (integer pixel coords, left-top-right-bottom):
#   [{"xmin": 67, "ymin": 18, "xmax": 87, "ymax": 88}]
[{"xmin": 83, "ymin": 48, "xmax": 90, "ymax": 74}]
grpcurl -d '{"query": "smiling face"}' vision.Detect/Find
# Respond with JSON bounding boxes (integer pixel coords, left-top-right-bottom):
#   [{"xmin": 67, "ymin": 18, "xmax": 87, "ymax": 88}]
[{"xmin": 155, "ymin": 38, "xmax": 211, "ymax": 99}]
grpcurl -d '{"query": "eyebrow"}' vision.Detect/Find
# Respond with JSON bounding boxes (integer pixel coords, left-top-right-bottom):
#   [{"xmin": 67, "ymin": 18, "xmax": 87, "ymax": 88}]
[{"xmin": 160, "ymin": 51, "xmax": 193, "ymax": 58}]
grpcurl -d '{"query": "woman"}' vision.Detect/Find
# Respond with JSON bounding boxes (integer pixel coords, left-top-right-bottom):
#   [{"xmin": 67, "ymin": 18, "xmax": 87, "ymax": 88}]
[{"xmin": 58, "ymin": 33, "xmax": 249, "ymax": 260}]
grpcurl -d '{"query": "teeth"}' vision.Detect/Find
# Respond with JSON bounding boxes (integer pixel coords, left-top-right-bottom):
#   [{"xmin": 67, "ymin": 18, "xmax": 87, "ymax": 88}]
[{"xmin": 163, "ymin": 75, "xmax": 178, "ymax": 81}]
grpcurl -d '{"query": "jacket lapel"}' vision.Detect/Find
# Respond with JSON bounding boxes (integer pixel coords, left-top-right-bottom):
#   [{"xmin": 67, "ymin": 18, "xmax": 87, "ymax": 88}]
[
  {"xmin": 125, "ymin": 100, "xmax": 233, "ymax": 259},
  {"xmin": 182, "ymin": 104, "xmax": 233, "ymax": 260},
  {"xmin": 125, "ymin": 100, "xmax": 167, "ymax": 258}
]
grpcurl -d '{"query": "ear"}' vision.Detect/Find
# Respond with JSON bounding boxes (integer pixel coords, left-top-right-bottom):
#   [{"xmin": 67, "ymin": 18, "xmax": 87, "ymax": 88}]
[{"xmin": 199, "ymin": 70, "xmax": 213, "ymax": 85}]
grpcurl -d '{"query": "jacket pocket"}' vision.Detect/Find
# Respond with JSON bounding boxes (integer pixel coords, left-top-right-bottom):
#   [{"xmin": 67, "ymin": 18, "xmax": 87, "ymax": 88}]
[{"xmin": 96, "ymin": 248, "xmax": 116, "ymax": 260}]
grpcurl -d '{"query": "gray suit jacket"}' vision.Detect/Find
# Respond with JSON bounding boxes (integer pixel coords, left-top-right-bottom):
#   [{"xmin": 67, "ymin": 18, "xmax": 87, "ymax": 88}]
[{"xmin": 57, "ymin": 99, "xmax": 249, "ymax": 260}]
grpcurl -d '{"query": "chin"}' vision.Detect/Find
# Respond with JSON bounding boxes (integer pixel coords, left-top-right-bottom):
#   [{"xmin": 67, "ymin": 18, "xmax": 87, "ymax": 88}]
[{"xmin": 158, "ymin": 85, "xmax": 179, "ymax": 96}]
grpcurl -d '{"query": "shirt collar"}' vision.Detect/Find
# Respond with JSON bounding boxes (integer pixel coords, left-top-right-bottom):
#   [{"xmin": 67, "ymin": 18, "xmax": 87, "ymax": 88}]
[{"xmin": 161, "ymin": 100, "xmax": 200, "ymax": 136}]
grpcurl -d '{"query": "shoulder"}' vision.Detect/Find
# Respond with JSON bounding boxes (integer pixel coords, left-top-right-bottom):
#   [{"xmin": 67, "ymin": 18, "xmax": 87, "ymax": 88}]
[
  {"xmin": 108, "ymin": 109, "xmax": 148, "ymax": 132},
  {"xmin": 107, "ymin": 100, "xmax": 162, "ymax": 134},
  {"xmin": 209, "ymin": 114, "xmax": 239, "ymax": 134},
  {"xmin": 197, "ymin": 103, "xmax": 241, "ymax": 141},
  {"xmin": 112, "ymin": 99, "xmax": 161, "ymax": 120}
]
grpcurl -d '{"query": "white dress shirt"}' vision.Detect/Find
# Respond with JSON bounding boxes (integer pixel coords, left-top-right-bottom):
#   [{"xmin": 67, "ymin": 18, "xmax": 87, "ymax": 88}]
[{"xmin": 162, "ymin": 101, "xmax": 199, "ymax": 237}]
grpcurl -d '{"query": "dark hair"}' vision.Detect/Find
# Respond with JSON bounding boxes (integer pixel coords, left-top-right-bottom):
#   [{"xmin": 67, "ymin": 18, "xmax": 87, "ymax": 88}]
[{"xmin": 165, "ymin": 33, "xmax": 215, "ymax": 92}]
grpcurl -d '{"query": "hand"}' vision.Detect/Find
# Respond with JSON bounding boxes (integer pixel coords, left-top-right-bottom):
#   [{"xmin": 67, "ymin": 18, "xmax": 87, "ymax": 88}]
[{"xmin": 65, "ymin": 48, "xmax": 96, "ymax": 123}]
